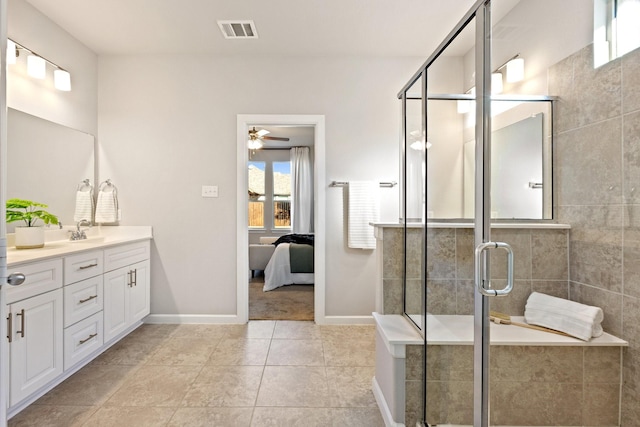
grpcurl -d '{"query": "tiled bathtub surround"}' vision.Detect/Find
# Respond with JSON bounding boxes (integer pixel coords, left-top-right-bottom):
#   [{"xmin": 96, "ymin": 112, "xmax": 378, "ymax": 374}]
[{"xmin": 550, "ymin": 44, "xmax": 640, "ymax": 425}]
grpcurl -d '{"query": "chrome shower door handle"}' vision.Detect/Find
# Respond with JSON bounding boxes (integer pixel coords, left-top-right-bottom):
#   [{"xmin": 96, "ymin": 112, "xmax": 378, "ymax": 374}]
[{"xmin": 474, "ymin": 241, "xmax": 514, "ymax": 297}]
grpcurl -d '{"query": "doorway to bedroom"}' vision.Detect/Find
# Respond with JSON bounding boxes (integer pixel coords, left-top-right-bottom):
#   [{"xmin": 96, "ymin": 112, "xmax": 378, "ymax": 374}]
[
  {"xmin": 248, "ymin": 128, "xmax": 314, "ymax": 320},
  {"xmin": 236, "ymin": 115, "xmax": 326, "ymax": 324}
]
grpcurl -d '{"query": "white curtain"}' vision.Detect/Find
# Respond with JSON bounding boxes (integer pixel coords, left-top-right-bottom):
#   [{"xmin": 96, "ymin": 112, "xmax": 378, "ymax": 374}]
[{"xmin": 291, "ymin": 147, "xmax": 313, "ymax": 233}]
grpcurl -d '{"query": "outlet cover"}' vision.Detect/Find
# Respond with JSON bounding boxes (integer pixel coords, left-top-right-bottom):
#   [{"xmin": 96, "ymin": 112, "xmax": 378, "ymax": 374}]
[{"xmin": 202, "ymin": 185, "xmax": 218, "ymax": 198}]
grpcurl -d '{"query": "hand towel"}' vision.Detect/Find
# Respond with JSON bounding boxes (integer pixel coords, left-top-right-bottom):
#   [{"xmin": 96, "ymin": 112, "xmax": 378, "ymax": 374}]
[
  {"xmin": 347, "ymin": 181, "xmax": 379, "ymax": 249},
  {"xmin": 73, "ymin": 190, "xmax": 93, "ymax": 222},
  {"xmin": 524, "ymin": 292, "xmax": 604, "ymax": 341},
  {"xmin": 95, "ymin": 188, "xmax": 118, "ymax": 223}
]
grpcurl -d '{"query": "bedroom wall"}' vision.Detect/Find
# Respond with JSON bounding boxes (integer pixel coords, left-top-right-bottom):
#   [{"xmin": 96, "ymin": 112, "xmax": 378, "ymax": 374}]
[{"xmin": 98, "ymin": 54, "xmax": 423, "ymax": 318}]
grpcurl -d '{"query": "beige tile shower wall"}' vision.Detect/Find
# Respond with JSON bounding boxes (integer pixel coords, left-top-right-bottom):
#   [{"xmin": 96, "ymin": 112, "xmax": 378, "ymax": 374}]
[
  {"xmin": 380, "ymin": 226, "xmax": 570, "ymax": 317},
  {"xmin": 413, "ymin": 344, "xmax": 621, "ymax": 426},
  {"xmin": 550, "ymin": 44, "xmax": 640, "ymax": 425}
]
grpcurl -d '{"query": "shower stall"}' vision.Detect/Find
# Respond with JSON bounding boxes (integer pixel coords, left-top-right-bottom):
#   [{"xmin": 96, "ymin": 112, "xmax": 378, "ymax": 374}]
[{"xmin": 395, "ymin": 1, "xmax": 627, "ymax": 426}]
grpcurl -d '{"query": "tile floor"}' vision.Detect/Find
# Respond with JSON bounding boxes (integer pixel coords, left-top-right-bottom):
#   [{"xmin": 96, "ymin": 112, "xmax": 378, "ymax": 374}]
[{"xmin": 9, "ymin": 321, "xmax": 384, "ymax": 427}]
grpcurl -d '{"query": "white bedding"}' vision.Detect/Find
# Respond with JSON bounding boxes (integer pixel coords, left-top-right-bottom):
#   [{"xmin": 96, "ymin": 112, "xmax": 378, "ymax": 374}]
[{"xmin": 263, "ymin": 243, "xmax": 314, "ymax": 291}]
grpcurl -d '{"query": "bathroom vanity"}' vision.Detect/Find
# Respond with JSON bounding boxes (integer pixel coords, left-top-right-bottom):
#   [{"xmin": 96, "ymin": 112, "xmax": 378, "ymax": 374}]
[{"xmin": 3, "ymin": 226, "xmax": 152, "ymax": 417}]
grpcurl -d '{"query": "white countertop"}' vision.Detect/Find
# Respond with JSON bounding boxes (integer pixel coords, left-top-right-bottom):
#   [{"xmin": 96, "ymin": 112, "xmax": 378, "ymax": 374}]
[
  {"xmin": 374, "ymin": 313, "xmax": 628, "ymax": 350},
  {"xmin": 6, "ymin": 226, "xmax": 153, "ymax": 267},
  {"xmin": 372, "ymin": 222, "xmax": 571, "ymax": 229}
]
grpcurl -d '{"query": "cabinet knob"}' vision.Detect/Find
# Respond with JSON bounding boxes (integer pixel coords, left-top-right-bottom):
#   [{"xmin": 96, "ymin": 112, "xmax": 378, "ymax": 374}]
[{"xmin": 7, "ymin": 272, "xmax": 26, "ymax": 286}]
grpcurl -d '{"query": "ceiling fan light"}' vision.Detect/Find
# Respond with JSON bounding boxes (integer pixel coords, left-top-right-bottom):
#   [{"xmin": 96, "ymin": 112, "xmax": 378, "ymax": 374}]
[
  {"xmin": 256, "ymin": 129, "xmax": 270, "ymax": 137},
  {"xmin": 248, "ymin": 139, "xmax": 263, "ymax": 150}
]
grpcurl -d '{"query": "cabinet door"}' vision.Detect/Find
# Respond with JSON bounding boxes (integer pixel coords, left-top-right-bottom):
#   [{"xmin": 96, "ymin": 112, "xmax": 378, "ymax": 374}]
[
  {"xmin": 129, "ymin": 260, "xmax": 150, "ymax": 323},
  {"xmin": 103, "ymin": 268, "xmax": 129, "ymax": 343},
  {"xmin": 9, "ymin": 289, "xmax": 63, "ymax": 406}
]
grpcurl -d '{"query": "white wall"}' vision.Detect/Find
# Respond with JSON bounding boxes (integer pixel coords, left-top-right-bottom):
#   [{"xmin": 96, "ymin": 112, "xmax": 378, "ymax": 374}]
[
  {"xmin": 98, "ymin": 55, "xmax": 422, "ymax": 317},
  {"xmin": 7, "ymin": 0, "xmax": 98, "ymax": 135}
]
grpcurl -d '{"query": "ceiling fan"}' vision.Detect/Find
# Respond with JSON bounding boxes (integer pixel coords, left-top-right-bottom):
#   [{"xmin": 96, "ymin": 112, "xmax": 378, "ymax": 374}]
[{"xmin": 247, "ymin": 127, "xmax": 290, "ymax": 150}]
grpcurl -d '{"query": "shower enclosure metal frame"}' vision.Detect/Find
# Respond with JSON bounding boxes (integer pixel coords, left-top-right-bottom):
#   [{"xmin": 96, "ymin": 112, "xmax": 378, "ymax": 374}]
[{"xmin": 396, "ymin": 1, "xmax": 536, "ymax": 425}]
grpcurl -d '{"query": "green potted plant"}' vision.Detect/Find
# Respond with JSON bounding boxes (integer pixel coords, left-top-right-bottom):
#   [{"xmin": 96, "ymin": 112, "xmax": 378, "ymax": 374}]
[{"xmin": 6, "ymin": 198, "xmax": 59, "ymax": 249}]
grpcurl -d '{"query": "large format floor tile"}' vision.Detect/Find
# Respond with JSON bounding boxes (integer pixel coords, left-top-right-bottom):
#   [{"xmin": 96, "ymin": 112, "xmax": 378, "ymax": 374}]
[{"xmin": 8, "ymin": 321, "xmax": 384, "ymax": 427}]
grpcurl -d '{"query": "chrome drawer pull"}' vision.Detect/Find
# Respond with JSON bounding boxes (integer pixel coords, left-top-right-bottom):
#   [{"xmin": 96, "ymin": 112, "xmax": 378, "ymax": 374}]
[
  {"xmin": 16, "ymin": 309, "xmax": 25, "ymax": 338},
  {"xmin": 79, "ymin": 295, "xmax": 98, "ymax": 304},
  {"xmin": 7, "ymin": 314, "xmax": 12, "ymax": 343},
  {"xmin": 79, "ymin": 333, "xmax": 97, "ymax": 345},
  {"xmin": 133, "ymin": 269, "xmax": 137, "ymax": 287},
  {"xmin": 127, "ymin": 271, "xmax": 132, "ymax": 287},
  {"xmin": 79, "ymin": 263, "xmax": 98, "ymax": 270}
]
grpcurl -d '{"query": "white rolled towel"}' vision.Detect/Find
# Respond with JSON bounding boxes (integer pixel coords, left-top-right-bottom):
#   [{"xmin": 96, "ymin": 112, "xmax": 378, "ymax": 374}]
[{"xmin": 524, "ymin": 292, "xmax": 604, "ymax": 341}]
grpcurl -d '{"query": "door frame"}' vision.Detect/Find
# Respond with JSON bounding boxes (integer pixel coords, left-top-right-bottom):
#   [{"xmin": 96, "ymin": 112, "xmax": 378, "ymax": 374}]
[{"xmin": 236, "ymin": 114, "xmax": 326, "ymax": 324}]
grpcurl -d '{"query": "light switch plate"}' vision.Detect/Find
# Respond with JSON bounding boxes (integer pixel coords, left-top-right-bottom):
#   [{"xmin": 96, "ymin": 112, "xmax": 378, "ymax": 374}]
[{"xmin": 202, "ymin": 185, "xmax": 218, "ymax": 198}]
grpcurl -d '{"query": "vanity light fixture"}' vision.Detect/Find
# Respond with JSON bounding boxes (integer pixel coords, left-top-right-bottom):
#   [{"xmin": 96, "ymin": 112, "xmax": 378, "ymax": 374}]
[
  {"xmin": 27, "ymin": 54, "xmax": 46, "ymax": 79},
  {"xmin": 8, "ymin": 38, "xmax": 72, "ymax": 91},
  {"xmin": 54, "ymin": 69, "xmax": 71, "ymax": 91},
  {"xmin": 505, "ymin": 57, "xmax": 525, "ymax": 83},
  {"xmin": 6, "ymin": 39, "xmax": 17, "ymax": 64},
  {"xmin": 491, "ymin": 73, "xmax": 503, "ymax": 94},
  {"xmin": 493, "ymin": 54, "xmax": 525, "ymax": 84}
]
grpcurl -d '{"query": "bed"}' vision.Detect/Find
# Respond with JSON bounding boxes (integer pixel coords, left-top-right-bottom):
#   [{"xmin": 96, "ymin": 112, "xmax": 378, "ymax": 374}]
[{"xmin": 263, "ymin": 235, "xmax": 314, "ymax": 291}]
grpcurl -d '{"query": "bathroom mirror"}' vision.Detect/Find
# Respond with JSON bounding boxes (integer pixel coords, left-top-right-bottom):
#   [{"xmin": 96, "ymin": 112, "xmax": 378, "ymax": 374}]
[{"xmin": 7, "ymin": 108, "xmax": 95, "ymax": 232}]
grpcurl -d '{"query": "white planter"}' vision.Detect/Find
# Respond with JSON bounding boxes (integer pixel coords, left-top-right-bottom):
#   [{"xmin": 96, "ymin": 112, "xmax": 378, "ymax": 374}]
[{"xmin": 14, "ymin": 226, "xmax": 45, "ymax": 249}]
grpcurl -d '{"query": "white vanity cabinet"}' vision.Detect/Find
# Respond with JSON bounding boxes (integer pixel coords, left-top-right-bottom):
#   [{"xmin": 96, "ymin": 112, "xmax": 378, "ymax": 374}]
[
  {"xmin": 4, "ymin": 227, "xmax": 152, "ymax": 418},
  {"xmin": 5, "ymin": 260, "xmax": 64, "ymax": 407},
  {"xmin": 62, "ymin": 250, "xmax": 105, "ymax": 371},
  {"xmin": 103, "ymin": 242, "xmax": 150, "ymax": 343}
]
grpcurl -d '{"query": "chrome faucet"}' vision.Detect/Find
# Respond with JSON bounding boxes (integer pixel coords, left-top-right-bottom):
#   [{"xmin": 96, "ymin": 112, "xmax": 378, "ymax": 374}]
[{"xmin": 69, "ymin": 219, "xmax": 91, "ymax": 240}]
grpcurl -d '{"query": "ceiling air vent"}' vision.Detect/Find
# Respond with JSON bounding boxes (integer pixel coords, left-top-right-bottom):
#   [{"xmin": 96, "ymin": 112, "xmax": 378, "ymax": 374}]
[{"xmin": 218, "ymin": 20, "xmax": 259, "ymax": 39}]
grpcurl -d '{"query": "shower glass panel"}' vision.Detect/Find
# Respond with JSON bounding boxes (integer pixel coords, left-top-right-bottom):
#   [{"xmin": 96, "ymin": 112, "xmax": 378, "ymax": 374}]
[
  {"xmin": 423, "ymin": 15, "xmax": 478, "ymax": 427},
  {"xmin": 400, "ymin": 0, "xmax": 591, "ymax": 424}
]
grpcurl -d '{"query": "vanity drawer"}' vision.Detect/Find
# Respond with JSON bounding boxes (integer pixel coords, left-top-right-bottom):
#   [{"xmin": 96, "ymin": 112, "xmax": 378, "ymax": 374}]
[
  {"xmin": 5, "ymin": 259, "xmax": 63, "ymax": 305},
  {"xmin": 104, "ymin": 241, "xmax": 150, "ymax": 273},
  {"xmin": 64, "ymin": 311, "xmax": 103, "ymax": 371},
  {"xmin": 64, "ymin": 250, "xmax": 104, "ymax": 285},
  {"xmin": 64, "ymin": 276, "xmax": 103, "ymax": 328}
]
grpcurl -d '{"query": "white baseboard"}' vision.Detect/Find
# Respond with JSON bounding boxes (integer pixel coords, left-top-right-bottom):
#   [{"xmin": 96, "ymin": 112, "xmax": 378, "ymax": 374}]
[
  {"xmin": 144, "ymin": 314, "xmax": 242, "ymax": 324},
  {"xmin": 145, "ymin": 314, "xmax": 374, "ymax": 325},
  {"xmin": 372, "ymin": 376, "xmax": 404, "ymax": 427},
  {"xmin": 320, "ymin": 315, "xmax": 375, "ymax": 325}
]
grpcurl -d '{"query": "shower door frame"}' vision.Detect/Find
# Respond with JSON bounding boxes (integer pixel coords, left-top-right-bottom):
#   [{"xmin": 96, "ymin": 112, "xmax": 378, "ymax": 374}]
[{"xmin": 398, "ymin": 0, "xmax": 498, "ymax": 425}]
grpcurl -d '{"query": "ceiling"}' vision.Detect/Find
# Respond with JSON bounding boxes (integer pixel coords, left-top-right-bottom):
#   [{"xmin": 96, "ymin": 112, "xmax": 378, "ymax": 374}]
[{"xmin": 24, "ymin": 0, "xmax": 477, "ymax": 57}]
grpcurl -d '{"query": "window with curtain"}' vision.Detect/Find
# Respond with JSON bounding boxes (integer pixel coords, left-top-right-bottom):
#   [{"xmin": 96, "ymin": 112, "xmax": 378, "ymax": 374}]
[
  {"xmin": 273, "ymin": 161, "xmax": 291, "ymax": 228},
  {"xmin": 248, "ymin": 159, "xmax": 292, "ymax": 230},
  {"xmin": 248, "ymin": 161, "xmax": 265, "ymax": 228}
]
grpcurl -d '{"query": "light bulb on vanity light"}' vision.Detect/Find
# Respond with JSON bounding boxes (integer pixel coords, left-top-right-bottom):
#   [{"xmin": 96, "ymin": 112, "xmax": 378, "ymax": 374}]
[
  {"xmin": 7, "ymin": 39, "xmax": 17, "ymax": 64},
  {"xmin": 506, "ymin": 57, "xmax": 525, "ymax": 83},
  {"xmin": 54, "ymin": 69, "xmax": 71, "ymax": 91},
  {"xmin": 491, "ymin": 73, "xmax": 503, "ymax": 94},
  {"xmin": 27, "ymin": 54, "xmax": 46, "ymax": 79}
]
